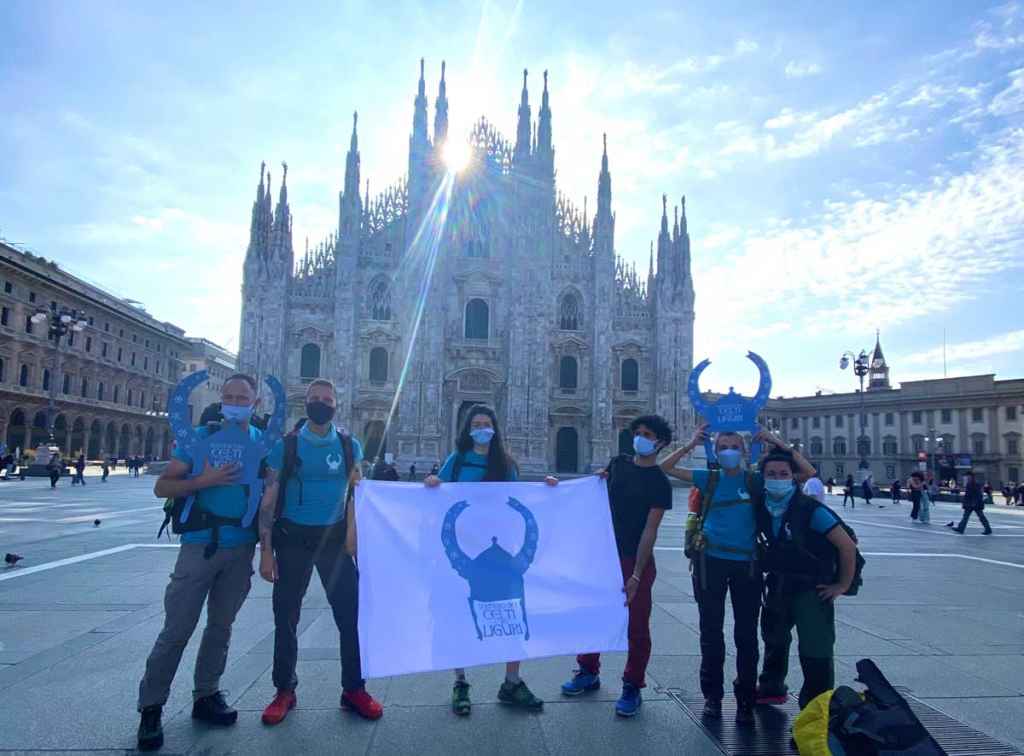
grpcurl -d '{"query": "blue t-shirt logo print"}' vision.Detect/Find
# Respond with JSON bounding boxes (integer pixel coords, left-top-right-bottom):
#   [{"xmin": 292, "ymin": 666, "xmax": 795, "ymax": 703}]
[{"xmin": 441, "ymin": 497, "xmax": 539, "ymax": 642}]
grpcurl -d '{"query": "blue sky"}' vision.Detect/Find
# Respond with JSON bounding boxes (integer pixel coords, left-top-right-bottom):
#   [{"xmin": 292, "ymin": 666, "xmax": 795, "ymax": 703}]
[{"xmin": 2, "ymin": 0, "xmax": 1022, "ymax": 397}]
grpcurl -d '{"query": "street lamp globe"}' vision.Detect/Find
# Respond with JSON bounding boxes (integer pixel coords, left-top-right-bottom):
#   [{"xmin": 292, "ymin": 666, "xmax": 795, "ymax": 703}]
[{"xmin": 30, "ymin": 311, "xmax": 48, "ymax": 324}]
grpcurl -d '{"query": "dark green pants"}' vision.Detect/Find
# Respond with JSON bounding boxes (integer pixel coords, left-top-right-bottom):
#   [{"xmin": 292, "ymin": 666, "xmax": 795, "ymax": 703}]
[{"xmin": 758, "ymin": 582, "xmax": 835, "ymax": 709}]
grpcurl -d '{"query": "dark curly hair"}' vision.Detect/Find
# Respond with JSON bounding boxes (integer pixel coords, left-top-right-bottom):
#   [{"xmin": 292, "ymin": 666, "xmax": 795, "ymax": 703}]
[
  {"xmin": 455, "ymin": 405, "xmax": 517, "ymax": 481},
  {"xmin": 760, "ymin": 449, "xmax": 798, "ymax": 474},
  {"xmin": 629, "ymin": 414, "xmax": 673, "ymax": 447}
]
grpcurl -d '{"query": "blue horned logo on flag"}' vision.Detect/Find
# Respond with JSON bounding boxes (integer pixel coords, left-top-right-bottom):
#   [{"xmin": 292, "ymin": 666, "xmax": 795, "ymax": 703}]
[{"xmin": 441, "ymin": 498, "xmax": 539, "ymax": 641}]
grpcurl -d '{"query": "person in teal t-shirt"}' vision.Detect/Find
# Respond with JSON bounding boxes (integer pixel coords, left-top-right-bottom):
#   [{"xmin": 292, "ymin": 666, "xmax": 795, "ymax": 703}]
[
  {"xmin": 138, "ymin": 373, "xmax": 264, "ymax": 752},
  {"xmin": 257, "ymin": 378, "xmax": 383, "ymax": 725},
  {"xmin": 424, "ymin": 405, "xmax": 557, "ymax": 716}
]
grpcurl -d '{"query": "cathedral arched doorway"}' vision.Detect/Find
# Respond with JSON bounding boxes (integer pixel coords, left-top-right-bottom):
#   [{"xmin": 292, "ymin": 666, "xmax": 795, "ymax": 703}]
[
  {"xmin": 363, "ymin": 420, "xmax": 387, "ymax": 464},
  {"xmin": 31, "ymin": 411, "xmax": 49, "ymax": 448},
  {"xmin": 556, "ymin": 427, "xmax": 579, "ymax": 473},
  {"xmin": 618, "ymin": 428, "xmax": 633, "ymax": 455}
]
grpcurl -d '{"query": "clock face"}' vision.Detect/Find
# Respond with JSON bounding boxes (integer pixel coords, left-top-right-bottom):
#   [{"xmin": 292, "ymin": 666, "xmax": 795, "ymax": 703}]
[{"xmin": 872, "ymin": 359, "xmax": 883, "ymax": 369}]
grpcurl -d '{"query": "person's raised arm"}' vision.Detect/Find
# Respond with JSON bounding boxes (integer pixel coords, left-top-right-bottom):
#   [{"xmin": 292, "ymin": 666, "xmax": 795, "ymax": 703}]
[
  {"xmin": 659, "ymin": 423, "xmax": 708, "ymax": 482},
  {"xmin": 153, "ymin": 458, "xmax": 240, "ymax": 499},
  {"xmin": 756, "ymin": 427, "xmax": 816, "ymax": 481}
]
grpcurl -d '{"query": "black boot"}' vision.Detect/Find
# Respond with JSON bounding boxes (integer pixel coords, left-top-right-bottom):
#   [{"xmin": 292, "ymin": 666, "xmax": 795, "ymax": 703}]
[
  {"xmin": 702, "ymin": 698, "xmax": 722, "ymax": 719},
  {"xmin": 137, "ymin": 705, "xmax": 164, "ymax": 751},
  {"xmin": 735, "ymin": 700, "xmax": 755, "ymax": 726},
  {"xmin": 192, "ymin": 691, "xmax": 238, "ymax": 726}
]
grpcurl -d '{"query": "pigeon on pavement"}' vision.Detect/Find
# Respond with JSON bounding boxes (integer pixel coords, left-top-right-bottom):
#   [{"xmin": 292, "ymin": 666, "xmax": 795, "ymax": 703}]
[{"xmin": 4, "ymin": 553, "xmax": 24, "ymax": 566}]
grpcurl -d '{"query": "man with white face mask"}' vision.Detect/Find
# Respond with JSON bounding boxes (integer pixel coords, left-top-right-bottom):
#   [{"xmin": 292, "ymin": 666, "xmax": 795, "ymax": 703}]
[
  {"xmin": 661, "ymin": 425, "xmax": 815, "ymax": 725},
  {"xmin": 562, "ymin": 414, "xmax": 673, "ymax": 718}
]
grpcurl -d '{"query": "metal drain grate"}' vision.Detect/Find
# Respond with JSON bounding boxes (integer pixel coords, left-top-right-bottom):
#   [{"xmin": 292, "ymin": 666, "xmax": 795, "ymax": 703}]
[{"xmin": 664, "ymin": 690, "xmax": 1022, "ymax": 756}]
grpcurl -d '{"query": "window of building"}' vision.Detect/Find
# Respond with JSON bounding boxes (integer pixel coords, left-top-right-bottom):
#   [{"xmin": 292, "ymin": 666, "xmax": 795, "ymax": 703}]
[
  {"xmin": 621, "ymin": 358, "xmax": 639, "ymax": 392},
  {"xmin": 68, "ymin": 331, "xmax": 75, "ymax": 347},
  {"xmin": 812, "ymin": 416, "xmax": 821, "ymax": 429},
  {"xmin": 42, "ymin": 368, "xmax": 50, "ymax": 391},
  {"xmin": 81, "ymin": 378, "xmax": 88, "ymax": 398},
  {"xmin": 1008, "ymin": 437, "xmax": 1019, "ymax": 456},
  {"xmin": 62, "ymin": 374, "xmax": 70, "ymax": 394},
  {"xmin": 0, "ymin": 357, "xmax": 4, "ymax": 383},
  {"xmin": 883, "ymin": 438, "xmax": 898, "ymax": 456},
  {"xmin": 19, "ymin": 364, "xmax": 29, "ymax": 387},
  {"xmin": 102, "ymin": 343, "xmax": 108, "ymax": 358},
  {"xmin": 912, "ymin": 410, "xmax": 922, "ymax": 424},
  {"xmin": 0, "ymin": 306, "xmax": 8, "ymax": 326},
  {"xmin": 1009, "ymin": 466, "xmax": 1020, "ymax": 483},
  {"xmin": 885, "ymin": 412, "xmax": 894, "ymax": 426},
  {"xmin": 25, "ymin": 315, "xmax": 33, "ymax": 334},
  {"xmin": 886, "ymin": 464, "xmax": 896, "ymax": 479},
  {"xmin": 368, "ymin": 278, "xmax": 392, "ymax": 321},
  {"xmin": 464, "ymin": 298, "xmax": 489, "ymax": 340},
  {"xmin": 140, "ymin": 391, "xmax": 145, "ymax": 408},
  {"xmin": 810, "ymin": 437, "xmax": 823, "ymax": 456},
  {"xmin": 941, "ymin": 408, "xmax": 952, "ymax": 423},
  {"xmin": 132, "ymin": 334, "xmax": 137, "ymax": 343},
  {"xmin": 155, "ymin": 360, "xmax": 160, "ymax": 375},
  {"xmin": 144, "ymin": 356, "xmax": 148, "ymax": 370},
  {"xmin": 85, "ymin": 336, "xmax": 92, "ymax": 352},
  {"xmin": 972, "ymin": 436, "xmax": 986, "ymax": 455},
  {"xmin": 369, "ymin": 347, "xmax": 388, "ymax": 385},
  {"xmin": 127, "ymin": 389, "xmax": 133, "ymax": 406},
  {"xmin": 1007, "ymin": 406, "xmax": 1018, "ymax": 421},
  {"xmin": 131, "ymin": 352, "xmax": 136, "ymax": 367},
  {"xmin": 300, "ymin": 343, "xmax": 321, "ymax": 380},
  {"xmin": 3, "ymin": 281, "xmax": 11, "ymax": 293},
  {"xmin": 912, "ymin": 435, "xmax": 924, "ymax": 452},
  {"xmin": 113, "ymin": 386, "xmax": 120, "ymax": 403},
  {"xmin": 559, "ymin": 292, "xmax": 582, "ymax": 331},
  {"xmin": 104, "ymin": 322, "xmax": 110, "ymax": 332},
  {"xmin": 833, "ymin": 436, "xmax": 847, "ymax": 455},
  {"xmin": 28, "ymin": 292, "xmax": 35, "ymax": 303},
  {"xmin": 117, "ymin": 348, "xmax": 122, "ymax": 362},
  {"xmin": 119, "ymin": 328, "xmax": 123, "ymax": 337},
  {"xmin": 145, "ymin": 339, "xmax": 149, "ymax": 348},
  {"xmin": 98, "ymin": 382, "xmax": 105, "ymax": 401},
  {"xmin": 858, "ymin": 436, "xmax": 871, "ymax": 456},
  {"xmin": 835, "ymin": 462, "xmax": 845, "ymax": 476},
  {"xmin": 791, "ymin": 417, "xmax": 799, "ymax": 430},
  {"xmin": 835, "ymin": 415, "xmax": 844, "ymax": 428},
  {"xmin": 972, "ymin": 407, "xmax": 983, "ymax": 422},
  {"xmin": 559, "ymin": 356, "xmax": 578, "ymax": 390}
]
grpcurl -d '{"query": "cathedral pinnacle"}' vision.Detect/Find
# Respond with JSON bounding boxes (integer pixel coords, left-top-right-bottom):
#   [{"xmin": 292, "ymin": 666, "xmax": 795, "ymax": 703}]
[
  {"xmin": 434, "ymin": 60, "xmax": 449, "ymax": 145},
  {"xmin": 514, "ymin": 67, "xmax": 532, "ymax": 163}
]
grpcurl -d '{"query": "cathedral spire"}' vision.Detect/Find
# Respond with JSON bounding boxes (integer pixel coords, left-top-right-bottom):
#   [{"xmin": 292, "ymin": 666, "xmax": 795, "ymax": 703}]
[
  {"xmin": 434, "ymin": 60, "xmax": 448, "ymax": 146},
  {"xmin": 411, "ymin": 57, "xmax": 429, "ymax": 151},
  {"xmin": 536, "ymin": 69, "xmax": 554, "ymax": 177},
  {"xmin": 270, "ymin": 161, "xmax": 293, "ymax": 266},
  {"xmin": 660, "ymin": 194, "xmax": 669, "ymax": 237},
  {"xmin": 678, "ymin": 195, "xmax": 691, "ymax": 282},
  {"xmin": 673, "ymin": 205, "xmax": 680, "ymax": 242},
  {"xmin": 246, "ymin": 161, "xmax": 269, "ymax": 265},
  {"xmin": 344, "ymin": 112, "xmax": 361, "ymax": 203},
  {"xmin": 594, "ymin": 133, "xmax": 614, "ymax": 252},
  {"xmin": 514, "ymin": 68, "xmax": 531, "ymax": 164},
  {"xmin": 868, "ymin": 329, "xmax": 891, "ymax": 390}
]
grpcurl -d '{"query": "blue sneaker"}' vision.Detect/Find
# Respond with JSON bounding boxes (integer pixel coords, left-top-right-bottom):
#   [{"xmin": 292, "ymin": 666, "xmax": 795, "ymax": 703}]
[
  {"xmin": 615, "ymin": 683, "xmax": 642, "ymax": 717},
  {"xmin": 561, "ymin": 669, "xmax": 600, "ymax": 696}
]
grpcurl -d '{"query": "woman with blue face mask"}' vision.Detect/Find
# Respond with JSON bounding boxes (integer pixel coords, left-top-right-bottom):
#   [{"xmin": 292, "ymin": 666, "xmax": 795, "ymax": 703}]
[
  {"xmin": 755, "ymin": 452, "xmax": 858, "ymax": 710},
  {"xmin": 659, "ymin": 424, "xmax": 817, "ymax": 725},
  {"xmin": 424, "ymin": 406, "xmax": 557, "ymax": 715}
]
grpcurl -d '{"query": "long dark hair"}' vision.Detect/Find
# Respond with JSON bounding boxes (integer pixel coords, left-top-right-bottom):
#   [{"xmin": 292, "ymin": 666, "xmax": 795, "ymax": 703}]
[{"xmin": 455, "ymin": 405, "xmax": 517, "ymax": 481}]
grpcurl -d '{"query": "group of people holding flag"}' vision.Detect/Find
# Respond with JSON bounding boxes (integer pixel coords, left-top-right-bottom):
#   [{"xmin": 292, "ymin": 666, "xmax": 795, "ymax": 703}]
[{"xmin": 134, "ymin": 371, "xmax": 853, "ymax": 751}]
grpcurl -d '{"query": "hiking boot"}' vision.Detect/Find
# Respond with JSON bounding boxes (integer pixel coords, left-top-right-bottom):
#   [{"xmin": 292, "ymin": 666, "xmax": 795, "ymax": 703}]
[
  {"xmin": 615, "ymin": 683, "xmax": 642, "ymax": 717},
  {"xmin": 341, "ymin": 688, "xmax": 383, "ymax": 720},
  {"xmin": 701, "ymin": 698, "xmax": 722, "ymax": 719},
  {"xmin": 261, "ymin": 689, "xmax": 297, "ymax": 726},
  {"xmin": 736, "ymin": 700, "xmax": 755, "ymax": 726},
  {"xmin": 755, "ymin": 684, "xmax": 788, "ymax": 705},
  {"xmin": 561, "ymin": 669, "xmax": 600, "ymax": 696},
  {"xmin": 498, "ymin": 679, "xmax": 544, "ymax": 710},
  {"xmin": 137, "ymin": 705, "xmax": 163, "ymax": 751},
  {"xmin": 983, "ymin": 528, "xmax": 993, "ymax": 535},
  {"xmin": 452, "ymin": 680, "xmax": 471, "ymax": 716},
  {"xmin": 192, "ymin": 691, "xmax": 237, "ymax": 726}
]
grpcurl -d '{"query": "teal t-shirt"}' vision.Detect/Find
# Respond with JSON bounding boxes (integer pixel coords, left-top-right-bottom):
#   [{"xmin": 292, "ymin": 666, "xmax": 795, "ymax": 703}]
[
  {"xmin": 693, "ymin": 469, "xmax": 762, "ymax": 561},
  {"xmin": 771, "ymin": 502, "xmax": 839, "ymax": 539},
  {"xmin": 438, "ymin": 451, "xmax": 519, "ymax": 482},
  {"xmin": 267, "ymin": 425, "xmax": 364, "ymax": 526},
  {"xmin": 173, "ymin": 425, "xmax": 262, "ymax": 548}
]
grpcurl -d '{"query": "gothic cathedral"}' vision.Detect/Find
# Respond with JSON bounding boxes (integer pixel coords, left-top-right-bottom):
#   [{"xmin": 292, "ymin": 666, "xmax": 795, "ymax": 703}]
[{"xmin": 238, "ymin": 61, "xmax": 695, "ymax": 474}]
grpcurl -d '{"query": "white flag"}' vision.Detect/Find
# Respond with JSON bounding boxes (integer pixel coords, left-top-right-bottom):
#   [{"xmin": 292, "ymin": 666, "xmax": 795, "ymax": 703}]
[{"xmin": 356, "ymin": 476, "xmax": 628, "ymax": 678}]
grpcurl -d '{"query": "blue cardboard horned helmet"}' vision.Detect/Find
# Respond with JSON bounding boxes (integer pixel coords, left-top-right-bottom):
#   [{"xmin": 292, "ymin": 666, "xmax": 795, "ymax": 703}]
[
  {"xmin": 687, "ymin": 351, "xmax": 772, "ymax": 465},
  {"xmin": 441, "ymin": 497, "xmax": 539, "ymax": 641},
  {"xmin": 167, "ymin": 370, "xmax": 286, "ymax": 527}
]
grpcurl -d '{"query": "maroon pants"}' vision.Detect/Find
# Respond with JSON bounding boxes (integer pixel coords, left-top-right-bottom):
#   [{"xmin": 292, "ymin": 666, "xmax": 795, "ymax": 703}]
[{"xmin": 577, "ymin": 556, "xmax": 655, "ymax": 688}]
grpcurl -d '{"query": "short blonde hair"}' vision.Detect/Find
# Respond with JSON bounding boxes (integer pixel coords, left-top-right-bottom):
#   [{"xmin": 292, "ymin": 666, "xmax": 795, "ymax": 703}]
[{"xmin": 305, "ymin": 378, "xmax": 335, "ymax": 397}]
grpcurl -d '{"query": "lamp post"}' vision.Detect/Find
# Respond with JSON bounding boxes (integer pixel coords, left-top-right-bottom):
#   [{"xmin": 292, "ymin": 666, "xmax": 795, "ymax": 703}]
[
  {"xmin": 30, "ymin": 303, "xmax": 88, "ymax": 447},
  {"xmin": 840, "ymin": 349, "xmax": 870, "ymax": 481}
]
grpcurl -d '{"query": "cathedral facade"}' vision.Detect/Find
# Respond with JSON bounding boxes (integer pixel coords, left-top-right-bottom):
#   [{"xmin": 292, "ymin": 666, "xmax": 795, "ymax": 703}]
[{"xmin": 238, "ymin": 61, "xmax": 695, "ymax": 474}]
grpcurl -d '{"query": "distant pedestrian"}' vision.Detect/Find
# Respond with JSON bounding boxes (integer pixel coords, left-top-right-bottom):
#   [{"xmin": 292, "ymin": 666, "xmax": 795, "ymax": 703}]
[
  {"xmin": 802, "ymin": 476, "xmax": 826, "ymax": 504},
  {"xmin": 826, "ymin": 477, "xmax": 835, "ymax": 495},
  {"xmin": 842, "ymin": 474, "xmax": 855, "ymax": 508},
  {"xmin": 75, "ymin": 454, "xmax": 86, "ymax": 486},
  {"xmin": 101, "ymin": 459, "xmax": 110, "ymax": 482},
  {"xmin": 430, "ymin": 462, "xmax": 439, "ymax": 476},
  {"xmin": 919, "ymin": 480, "xmax": 932, "ymax": 524},
  {"xmin": 47, "ymin": 457, "xmax": 61, "ymax": 488},
  {"xmin": 947, "ymin": 471, "xmax": 991, "ymax": 534},
  {"xmin": 862, "ymin": 475, "xmax": 876, "ymax": 507},
  {"xmin": 891, "ymin": 479, "xmax": 901, "ymax": 505},
  {"xmin": 1016, "ymin": 482, "xmax": 1024, "ymax": 506},
  {"xmin": 908, "ymin": 472, "xmax": 923, "ymax": 520},
  {"xmin": 982, "ymin": 482, "xmax": 994, "ymax": 507},
  {"xmin": 408, "ymin": 463, "xmax": 417, "ymax": 482}
]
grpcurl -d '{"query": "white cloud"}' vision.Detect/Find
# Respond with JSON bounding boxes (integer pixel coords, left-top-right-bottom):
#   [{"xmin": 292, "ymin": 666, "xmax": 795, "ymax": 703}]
[
  {"xmin": 784, "ymin": 61, "xmax": 822, "ymax": 78},
  {"xmin": 900, "ymin": 330, "xmax": 1024, "ymax": 367},
  {"xmin": 990, "ymin": 67, "xmax": 1024, "ymax": 115}
]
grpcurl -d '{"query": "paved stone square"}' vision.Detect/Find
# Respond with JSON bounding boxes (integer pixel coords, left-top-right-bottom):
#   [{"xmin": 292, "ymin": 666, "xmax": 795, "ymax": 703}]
[{"xmin": 1, "ymin": 473, "xmax": 1022, "ymax": 754}]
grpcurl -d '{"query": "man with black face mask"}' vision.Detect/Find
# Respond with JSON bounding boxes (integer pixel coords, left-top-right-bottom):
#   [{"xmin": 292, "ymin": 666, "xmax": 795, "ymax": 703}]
[{"xmin": 257, "ymin": 379, "xmax": 383, "ymax": 725}]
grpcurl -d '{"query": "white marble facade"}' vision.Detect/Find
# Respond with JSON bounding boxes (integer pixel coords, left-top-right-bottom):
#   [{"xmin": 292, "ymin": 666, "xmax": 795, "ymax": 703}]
[{"xmin": 238, "ymin": 62, "xmax": 695, "ymax": 474}]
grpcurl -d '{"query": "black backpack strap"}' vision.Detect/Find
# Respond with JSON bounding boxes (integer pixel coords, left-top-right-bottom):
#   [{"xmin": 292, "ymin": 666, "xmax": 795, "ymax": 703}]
[{"xmin": 275, "ymin": 433, "xmax": 300, "ymax": 519}]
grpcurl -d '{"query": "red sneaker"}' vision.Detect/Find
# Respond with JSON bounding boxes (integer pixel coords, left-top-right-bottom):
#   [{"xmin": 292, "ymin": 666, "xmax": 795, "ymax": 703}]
[
  {"xmin": 261, "ymin": 690, "xmax": 297, "ymax": 725},
  {"xmin": 341, "ymin": 688, "xmax": 383, "ymax": 720}
]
